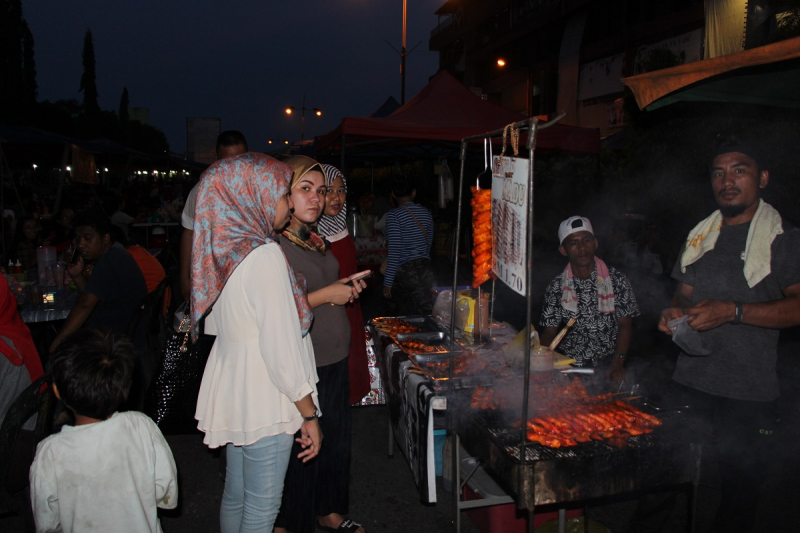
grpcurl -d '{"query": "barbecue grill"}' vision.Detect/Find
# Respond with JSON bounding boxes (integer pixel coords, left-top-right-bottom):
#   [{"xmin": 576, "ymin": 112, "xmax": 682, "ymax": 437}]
[{"xmin": 458, "ymin": 400, "xmax": 702, "ymax": 511}]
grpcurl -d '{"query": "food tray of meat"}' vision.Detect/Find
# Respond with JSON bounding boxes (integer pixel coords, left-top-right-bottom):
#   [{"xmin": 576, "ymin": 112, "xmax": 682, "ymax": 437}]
[
  {"xmin": 394, "ymin": 331, "xmax": 458, "ymax": 358},
  {"xmin": 412, "ymin": 349, "xmax": 503, "ymax": 385},
  {"xmin": 370, "ymin": 316, "xmax": 440, "ymax": 335}
]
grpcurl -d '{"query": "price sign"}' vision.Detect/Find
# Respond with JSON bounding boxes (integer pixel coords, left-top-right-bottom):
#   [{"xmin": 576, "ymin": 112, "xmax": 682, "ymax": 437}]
[{"xmin": 491, "ymin": 155, "xmax": 530, "ymax": 296}]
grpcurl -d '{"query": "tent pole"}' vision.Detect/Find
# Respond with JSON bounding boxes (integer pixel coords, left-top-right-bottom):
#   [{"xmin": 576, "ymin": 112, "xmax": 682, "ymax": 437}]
[
  {"xmin": 401, "ymin": 0, "xmax": 407, "ymax": 104},
  {"xmin": 340, "ymin": 134, "xmax": 346, "ymax": 175}
]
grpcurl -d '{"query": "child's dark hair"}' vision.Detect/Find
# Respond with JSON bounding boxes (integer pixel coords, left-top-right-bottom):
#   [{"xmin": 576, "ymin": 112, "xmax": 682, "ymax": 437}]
[{"xmin": 50, "ymin": 328, "xmax": 134, "ymax": 420}]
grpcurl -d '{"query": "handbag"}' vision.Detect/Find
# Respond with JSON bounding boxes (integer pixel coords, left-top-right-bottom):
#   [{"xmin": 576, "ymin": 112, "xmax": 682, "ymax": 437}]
[
  {"xmin": 173, "ymin": 301, "xmax": 190, "ymax": 333},
  {"xmin": 143, "ymin": 312, "xmax": 215, "ymax": 434}
]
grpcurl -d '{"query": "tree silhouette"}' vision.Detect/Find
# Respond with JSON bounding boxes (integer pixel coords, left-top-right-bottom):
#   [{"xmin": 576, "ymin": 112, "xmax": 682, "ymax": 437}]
[
  {"xmin": 79, "ymin": 29, "xmax": 99, "ymax": 114},
  {"xmin": 21, "ymin": 18, "xmax": 37, "ymax": 110},
  {"xmin": 117, "ymin": 86, "xmax": 130, "ymax": 143},
  {"xmin": 0, "ymin": 0, "xmax": 24, "ymax": 121},
  {"xmin": 119, "ymin": 87, "xmax": 129, "ymax": 122}
]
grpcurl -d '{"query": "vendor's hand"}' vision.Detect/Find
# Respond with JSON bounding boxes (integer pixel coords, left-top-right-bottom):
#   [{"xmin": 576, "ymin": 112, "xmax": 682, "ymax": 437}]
[
  {"xmin": 296, "ymin": 419, "xmax": 323, "ymax": 462},
  {"xmin": 606, "ymin": 357, "xmax": 626, "ymax": 386},
  {"xmin": 658, "ymin": 307, "xmax": 685, "ymax": 334},
  {"xmin": 382, "ymin": 285, "xmax": 392, "ymax": 299},
  {"xmin": 685, "ymin": 299, "xmax": 735, "ymax": 331},
  {"xmin": 66, "ymin": 255, "xmax": 85, "ymax": 278}
]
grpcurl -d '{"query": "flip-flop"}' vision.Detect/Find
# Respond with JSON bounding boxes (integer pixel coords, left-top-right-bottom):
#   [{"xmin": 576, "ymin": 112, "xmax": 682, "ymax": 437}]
[{"xmin": 317, "ymin": 518, "xmax": 365, "ymax": 533}]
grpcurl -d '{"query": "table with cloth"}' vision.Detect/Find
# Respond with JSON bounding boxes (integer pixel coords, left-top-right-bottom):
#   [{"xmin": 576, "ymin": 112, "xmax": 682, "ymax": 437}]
[
  {"xmin": 19, "ymin": 290, "xmax": 78, "ymax": 324},
  {"xmin": 370, "ymin": 320, "xmax": 517, "ymax": 503},
  {"xmin": 18, "ymin": 289, "xmax": 79, "ymax": 365}
]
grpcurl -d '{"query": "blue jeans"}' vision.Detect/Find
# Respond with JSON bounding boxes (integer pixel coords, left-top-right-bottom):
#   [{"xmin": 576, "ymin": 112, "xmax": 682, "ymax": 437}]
[{"xmin": 220, "ymin": 433, "xmax": 294, "ymax": 533}]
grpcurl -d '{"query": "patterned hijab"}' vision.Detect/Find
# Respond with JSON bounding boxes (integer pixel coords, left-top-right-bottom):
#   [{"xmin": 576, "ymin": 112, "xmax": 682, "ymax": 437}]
[
  {"xmin": 282, "ymin": 155, "xmax": 328, "ymax": 254},
  {"xmin": 317, "ymin": 164, "xmax": 348, "ymax": 239},
  {"xmin": 190, "ymin": 152, "xmax": 313, "ymax": 340}
]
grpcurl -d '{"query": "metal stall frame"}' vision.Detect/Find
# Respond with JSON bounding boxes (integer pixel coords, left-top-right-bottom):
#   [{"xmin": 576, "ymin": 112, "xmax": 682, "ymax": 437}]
[
  {"xmin": 445, "ymin": 114, "xmax": 700, "ymax": 533},
  {"xmin": 446, "ymin": 114, "xmax": 564, "ymax": 533}
]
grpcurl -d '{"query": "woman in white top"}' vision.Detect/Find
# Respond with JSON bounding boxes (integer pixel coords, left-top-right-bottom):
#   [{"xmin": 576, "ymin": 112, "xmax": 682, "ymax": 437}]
[{"xmin": 190, "ymin": 152, "xmax": 322, "ymax": 533}]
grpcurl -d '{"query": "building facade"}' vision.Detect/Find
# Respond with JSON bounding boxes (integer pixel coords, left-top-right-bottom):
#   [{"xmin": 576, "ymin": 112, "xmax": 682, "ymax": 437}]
[{"xmin": 429, "ymin": 0, "xmax": 782, "ymax": 136}]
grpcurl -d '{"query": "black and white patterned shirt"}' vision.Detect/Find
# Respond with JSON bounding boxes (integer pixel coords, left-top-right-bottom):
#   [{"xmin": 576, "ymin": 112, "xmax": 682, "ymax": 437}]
[{"xmin": 540, "ymin": 265, "xmax": 640, "ymax": 365}]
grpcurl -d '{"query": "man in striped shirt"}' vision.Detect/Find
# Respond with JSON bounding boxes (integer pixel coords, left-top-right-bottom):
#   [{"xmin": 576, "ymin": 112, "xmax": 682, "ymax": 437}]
[{"xmin": 382, "ymin": 175, "xmax": 435, "ymax": 316}]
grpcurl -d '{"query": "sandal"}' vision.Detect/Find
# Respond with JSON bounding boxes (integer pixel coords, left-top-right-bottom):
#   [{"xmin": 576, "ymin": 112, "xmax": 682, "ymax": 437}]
[{"xmin": 317, "ymin": 519, "xmax": 365, "ymax": 533}]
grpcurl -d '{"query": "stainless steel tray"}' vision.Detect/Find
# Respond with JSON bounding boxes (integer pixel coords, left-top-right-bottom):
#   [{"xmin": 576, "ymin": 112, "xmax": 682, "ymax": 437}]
[
  {"xmin": 394, "ymin": 331, "xmax": 454, "ymax": 357},
  {"xmin": 369, "ymin": 315, "xmax": 441, "ymax": 333}
]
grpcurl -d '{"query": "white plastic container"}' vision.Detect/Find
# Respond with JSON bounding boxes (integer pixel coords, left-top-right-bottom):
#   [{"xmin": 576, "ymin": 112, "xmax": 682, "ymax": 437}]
[{"xmin": 36, "ymin": 246, "xmax": 57, "ymax": 286}]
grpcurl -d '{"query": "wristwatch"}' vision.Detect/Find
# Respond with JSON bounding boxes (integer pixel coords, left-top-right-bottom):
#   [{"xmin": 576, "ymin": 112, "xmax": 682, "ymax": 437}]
[
  {"xmin": 732, "ymin": 301, "xmax": 744, "ymax": 325},
  {"xmin": 303, "ymin": 407, "xmax": 320, "ymax": 422},
  {"xmin": 614, "ymin": 351, "xmax": 627, "ymax": 360}
]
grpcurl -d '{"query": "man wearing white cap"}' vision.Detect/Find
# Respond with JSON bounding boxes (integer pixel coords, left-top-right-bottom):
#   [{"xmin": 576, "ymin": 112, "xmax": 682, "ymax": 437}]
[{"xmin": 540, "ymin": 216, "xmax": 639, "ymax": 382}]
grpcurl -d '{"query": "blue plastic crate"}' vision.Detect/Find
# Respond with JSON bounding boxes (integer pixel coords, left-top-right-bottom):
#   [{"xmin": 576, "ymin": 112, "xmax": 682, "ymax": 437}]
[{"xmin": 434, "ymin": 429, "xmax": 447, "ymax": 476}]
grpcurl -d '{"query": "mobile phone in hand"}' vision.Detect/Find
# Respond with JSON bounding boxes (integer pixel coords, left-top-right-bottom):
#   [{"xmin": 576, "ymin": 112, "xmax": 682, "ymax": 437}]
[{"xmin": 347, "ymin": 270, "xmax": 372, "ymax": 286}]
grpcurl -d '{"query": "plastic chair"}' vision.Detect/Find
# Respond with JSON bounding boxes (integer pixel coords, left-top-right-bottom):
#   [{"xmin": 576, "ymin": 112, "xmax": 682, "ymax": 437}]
[{"xmin": 0, "ymin": 373, "xmax": 54, "ymax": 532}]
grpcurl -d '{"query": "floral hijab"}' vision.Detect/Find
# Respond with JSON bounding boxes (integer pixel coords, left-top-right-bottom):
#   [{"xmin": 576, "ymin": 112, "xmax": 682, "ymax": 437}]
[{"xmin": 190, "ymin": 152, "xmax": 313, "ymax": 340}]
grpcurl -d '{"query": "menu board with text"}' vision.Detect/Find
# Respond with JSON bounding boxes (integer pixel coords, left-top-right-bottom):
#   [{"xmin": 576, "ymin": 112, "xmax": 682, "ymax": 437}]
[{"xmin": 491, "ymin": 155, "xmax": 530, "ymax": 297}]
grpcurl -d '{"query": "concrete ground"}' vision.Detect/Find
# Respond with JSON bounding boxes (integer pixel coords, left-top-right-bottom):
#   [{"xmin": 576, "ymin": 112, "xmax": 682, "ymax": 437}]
[{"xmin": 157, "ymin": 406, "xmax": 483, "ymax": 533}]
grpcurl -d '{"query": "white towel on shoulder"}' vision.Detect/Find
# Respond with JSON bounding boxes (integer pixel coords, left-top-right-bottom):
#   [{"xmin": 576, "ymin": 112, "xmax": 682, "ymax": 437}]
[{"xmin": 680, "ymin": 199, "xmax": 783, "ymax": 288}]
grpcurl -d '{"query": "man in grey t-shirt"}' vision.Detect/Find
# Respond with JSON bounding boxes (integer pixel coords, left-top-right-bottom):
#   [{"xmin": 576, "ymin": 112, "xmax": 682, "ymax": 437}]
[
  {"xmin": 630, "ymin": 138, "xmax": 800, "ymax": 533},
  {"xmin": 179, "ymin": 131, "xmax": 248, "ymax": 300}
]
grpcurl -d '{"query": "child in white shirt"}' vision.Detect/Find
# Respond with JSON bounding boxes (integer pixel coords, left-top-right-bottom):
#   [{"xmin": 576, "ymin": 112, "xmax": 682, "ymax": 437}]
[{"xmin": 29, "ymin": 329, "xmax": 178, "ymax": 533}]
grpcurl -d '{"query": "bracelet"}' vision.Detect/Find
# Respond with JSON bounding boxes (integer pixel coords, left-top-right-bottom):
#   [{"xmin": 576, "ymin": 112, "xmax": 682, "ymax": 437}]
[
  {"xmin": 733, "ymin": 301, "xmax": 743, "ymax": 325},
  {"xmin": 614, "ymin": 351, "xmax": 626, "ymax": 360}
]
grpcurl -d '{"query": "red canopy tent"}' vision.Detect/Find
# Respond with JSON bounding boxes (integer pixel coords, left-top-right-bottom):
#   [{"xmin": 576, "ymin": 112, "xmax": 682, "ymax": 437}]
[{"xmin": 315, "ymin": 71, "xmax": 599, "ymax": 165}]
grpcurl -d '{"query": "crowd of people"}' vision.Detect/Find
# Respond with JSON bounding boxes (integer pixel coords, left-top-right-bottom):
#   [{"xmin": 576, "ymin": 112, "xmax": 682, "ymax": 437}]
[
  {"xmin": 2, "ymin": 129, "xmax": 796, "ymax": 533},
  {"xmin": 4, "ymin": 131, "xmax": 410, "ymax": 533}
]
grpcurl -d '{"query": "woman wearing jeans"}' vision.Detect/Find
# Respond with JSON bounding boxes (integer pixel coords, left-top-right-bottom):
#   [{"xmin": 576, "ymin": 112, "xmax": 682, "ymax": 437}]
[{"xmin": 190, "ymin": 153, "xmax": 322, "ymax": 532}]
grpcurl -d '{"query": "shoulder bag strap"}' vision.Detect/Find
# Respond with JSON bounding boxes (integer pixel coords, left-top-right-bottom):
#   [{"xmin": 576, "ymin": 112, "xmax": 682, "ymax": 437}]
[{"xmin": 401, "ymin": 205, "xmax": 429, "ymax": 241}]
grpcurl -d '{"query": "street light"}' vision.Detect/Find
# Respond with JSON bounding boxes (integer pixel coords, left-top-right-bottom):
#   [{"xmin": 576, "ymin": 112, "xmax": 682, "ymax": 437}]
[
  {"xmin": 284, "ymin": 94, "xmax": 322, "ymax": 141},
  {"xmin": 401, "ymin": 0, "xmax": 407, "ymax": 104},
  {"xmin": 388, "ymin": 0, "xmax": 419, "ymax": 104}
]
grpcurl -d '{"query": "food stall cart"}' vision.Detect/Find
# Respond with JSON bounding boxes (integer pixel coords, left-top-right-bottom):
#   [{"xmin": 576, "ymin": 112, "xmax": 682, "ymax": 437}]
[
  {"xmin": 448, "ymin": 116, "xmax": 702, "ymax": 532},
  {"xmin": 373, "ymin": 115, "xmax": 703, "ymax": 533}
]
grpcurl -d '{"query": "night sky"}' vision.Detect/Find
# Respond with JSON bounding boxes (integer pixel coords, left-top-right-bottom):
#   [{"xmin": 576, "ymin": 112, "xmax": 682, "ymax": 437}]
[{"xmin": 24, "ymin": 0, "xmax": 443, "ymax": 154}]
